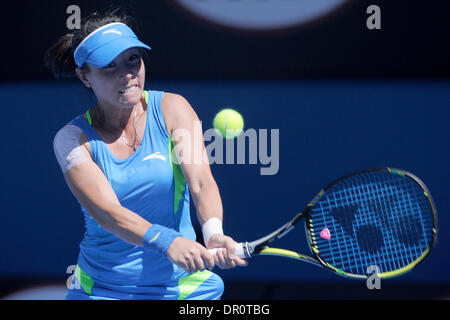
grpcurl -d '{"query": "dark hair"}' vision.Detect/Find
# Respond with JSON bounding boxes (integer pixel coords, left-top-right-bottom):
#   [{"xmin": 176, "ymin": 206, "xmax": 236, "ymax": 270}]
[{"xmin": 44, "ymin": 8, "xmax": 147, "ymax": 79}]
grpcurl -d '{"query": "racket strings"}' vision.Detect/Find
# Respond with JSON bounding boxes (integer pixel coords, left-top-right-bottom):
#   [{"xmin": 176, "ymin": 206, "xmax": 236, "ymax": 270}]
[{"xmin": 309, "ymin": 171, "xmax": 434, "ymax": 276}]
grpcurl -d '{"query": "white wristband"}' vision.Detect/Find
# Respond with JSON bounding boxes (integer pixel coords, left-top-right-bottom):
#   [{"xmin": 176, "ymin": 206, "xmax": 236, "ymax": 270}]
[{"xmin": 202, "ymin": 218, "xmax": 223, "ymax": 246}]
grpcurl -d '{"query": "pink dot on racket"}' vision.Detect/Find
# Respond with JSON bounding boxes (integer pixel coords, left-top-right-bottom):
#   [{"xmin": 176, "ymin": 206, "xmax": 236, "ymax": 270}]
[{"xmin": 320, "ymin": 228, "xmax": 331, "ymax": 240}]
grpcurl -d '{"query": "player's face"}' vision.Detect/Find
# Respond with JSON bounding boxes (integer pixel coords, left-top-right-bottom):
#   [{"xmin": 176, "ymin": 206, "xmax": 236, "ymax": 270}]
[{"xmin": 85, "ymin": 48, "xmax": 146, "ymax": 109}]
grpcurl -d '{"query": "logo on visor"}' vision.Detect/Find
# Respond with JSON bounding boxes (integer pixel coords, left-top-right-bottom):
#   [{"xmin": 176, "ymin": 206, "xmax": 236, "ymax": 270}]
[{"xmin": 103, "ymin": 29, "xmax": 122, "ymax": 36}]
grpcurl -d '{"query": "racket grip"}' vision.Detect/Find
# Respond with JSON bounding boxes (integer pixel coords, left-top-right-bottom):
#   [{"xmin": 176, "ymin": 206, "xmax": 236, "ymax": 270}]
[{"xmin": 207, "ymin": 242, "xmax": 245, "ymax": 258}]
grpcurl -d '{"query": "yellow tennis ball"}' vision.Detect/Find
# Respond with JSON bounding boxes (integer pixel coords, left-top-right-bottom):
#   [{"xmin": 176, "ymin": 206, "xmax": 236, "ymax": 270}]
[{"xmin": 213, "ymin": 108, "xmax": 244, "ymax": 139}]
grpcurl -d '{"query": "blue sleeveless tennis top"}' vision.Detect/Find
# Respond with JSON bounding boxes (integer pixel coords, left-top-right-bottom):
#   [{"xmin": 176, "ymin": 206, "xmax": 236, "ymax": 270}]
[{"xmin": 69, "ymin": 90, "xmax": 197, "ymax": 295}]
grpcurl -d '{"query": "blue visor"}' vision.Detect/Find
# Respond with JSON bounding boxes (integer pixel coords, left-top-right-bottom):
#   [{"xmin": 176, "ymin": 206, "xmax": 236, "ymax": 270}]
[{"xmin": 74, "ymin": 22, "xmax": 151, "ymax": 68}]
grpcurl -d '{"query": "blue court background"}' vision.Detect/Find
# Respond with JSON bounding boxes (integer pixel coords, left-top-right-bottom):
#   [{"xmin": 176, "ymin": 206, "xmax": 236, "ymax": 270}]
[{"xmin": 0, "ymin": 79, "xmax": 448, "ymax": 286}]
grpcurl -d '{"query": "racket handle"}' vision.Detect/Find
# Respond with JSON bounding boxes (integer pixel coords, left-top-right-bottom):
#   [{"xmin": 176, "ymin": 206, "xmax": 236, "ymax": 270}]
[{"xmin": 207, "ymin": 242, "xmax": 245, "ymax": 258}]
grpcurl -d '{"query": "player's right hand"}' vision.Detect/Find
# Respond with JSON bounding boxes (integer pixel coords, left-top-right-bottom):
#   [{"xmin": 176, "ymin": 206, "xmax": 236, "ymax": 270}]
[{"xmin": 167, "ymin": 237, "xmax": 215, "ymax": 273}]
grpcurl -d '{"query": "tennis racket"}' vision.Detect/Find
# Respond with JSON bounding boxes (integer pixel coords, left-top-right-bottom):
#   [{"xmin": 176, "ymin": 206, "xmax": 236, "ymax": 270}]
[{"xmin": 209, "ymin": 168, "xmax": 438, "ymax": 279}]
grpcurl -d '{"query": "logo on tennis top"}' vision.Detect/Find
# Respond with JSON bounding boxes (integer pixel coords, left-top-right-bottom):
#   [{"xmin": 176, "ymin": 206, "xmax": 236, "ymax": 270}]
[
  {"xmin": 320, "ymin": 228, "xmax": 331, "ymax": 240},
  {"xmin": 103, "ymin": 29, "xmax": 122, "ymax": 35},
  {"xmin": 143, "ymin": 152, "xmax": 167, "ymax": 162}
]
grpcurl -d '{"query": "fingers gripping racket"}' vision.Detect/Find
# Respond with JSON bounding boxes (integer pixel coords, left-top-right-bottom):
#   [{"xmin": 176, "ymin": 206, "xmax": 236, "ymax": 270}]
[{"xmin": 209, "ymin": 168, "xmax": 438, "ymax": 279}]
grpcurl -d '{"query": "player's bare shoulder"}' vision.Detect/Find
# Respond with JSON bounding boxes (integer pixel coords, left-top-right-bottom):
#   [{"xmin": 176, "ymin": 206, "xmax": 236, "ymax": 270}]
[
  {"xmin": 161, "ymin": 93, "xmax": 197, "ymax": 132},
  {"xmin": 161, "ymin": 92, "xmax": 192, "ymax": 114},
  {"xmin": 79, "ymin": 114, "xmax": 92, "ymax": 156}
]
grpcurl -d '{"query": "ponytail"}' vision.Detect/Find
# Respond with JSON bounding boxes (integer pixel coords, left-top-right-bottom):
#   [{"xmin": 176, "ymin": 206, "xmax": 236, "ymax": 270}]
[{"xmin": 44, "ymin": 33, "xmax": 77, "ymax": 79}]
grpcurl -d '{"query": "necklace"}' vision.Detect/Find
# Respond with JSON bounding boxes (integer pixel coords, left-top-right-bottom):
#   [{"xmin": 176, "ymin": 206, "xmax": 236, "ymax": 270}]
[
  {"xmin": 93, "ymin": 106, "xmax": 141, "ymax": 151},
  {"xmin": 118, "ymin": 108, "xmax": 141, "ymax": 151}
]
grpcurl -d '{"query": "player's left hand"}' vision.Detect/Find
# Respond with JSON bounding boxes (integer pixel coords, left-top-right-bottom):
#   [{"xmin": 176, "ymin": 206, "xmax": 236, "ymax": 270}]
[{"xmin": 207, "ymin": 234, "xmax": 248, "ymax": 269}]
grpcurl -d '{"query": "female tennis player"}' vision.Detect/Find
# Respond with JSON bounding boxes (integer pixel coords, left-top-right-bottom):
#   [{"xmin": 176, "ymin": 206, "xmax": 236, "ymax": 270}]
[{"xmin": 46, "ymin": 9, "xmax": 247, "ymax": 300}]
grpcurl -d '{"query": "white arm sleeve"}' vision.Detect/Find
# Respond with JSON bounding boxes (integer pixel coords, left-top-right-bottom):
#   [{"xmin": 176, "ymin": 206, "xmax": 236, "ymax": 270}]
[{"xmin": 53, "ymin": 124, "xmax": 91, "ymax": 173}]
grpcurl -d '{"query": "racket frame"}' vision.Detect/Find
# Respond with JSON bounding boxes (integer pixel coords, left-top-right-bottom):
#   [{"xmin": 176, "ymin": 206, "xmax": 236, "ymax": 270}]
[{"xmin": 240, "ymin": 167, "xmax": 439, "ymax": 279}]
